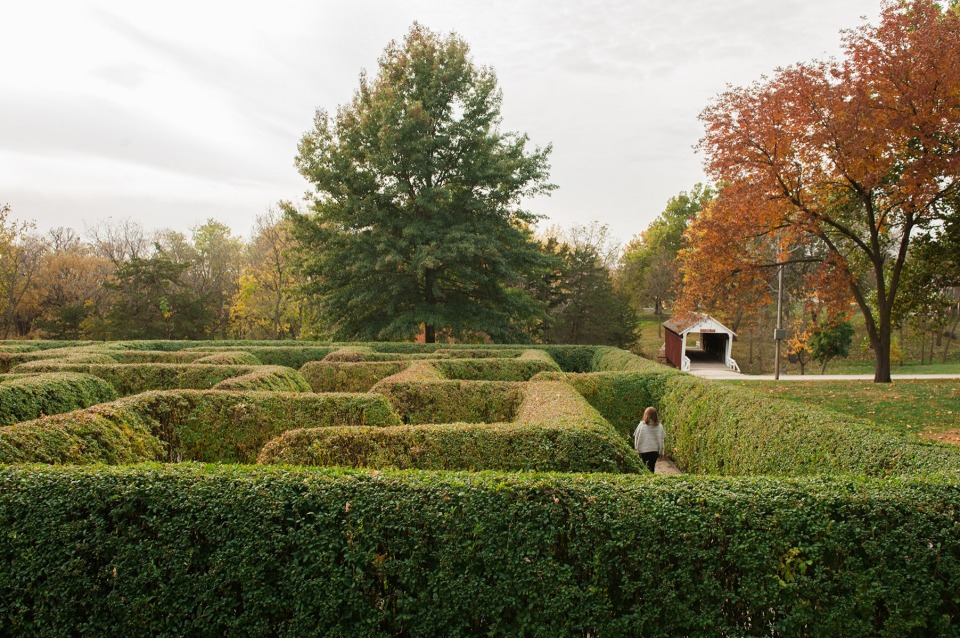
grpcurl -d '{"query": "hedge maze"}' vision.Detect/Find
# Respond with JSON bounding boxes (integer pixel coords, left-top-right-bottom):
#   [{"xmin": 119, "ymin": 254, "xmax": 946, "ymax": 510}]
[{"xmin": 1, "ymin": 340, "xmax": 959, "ymax": 636}]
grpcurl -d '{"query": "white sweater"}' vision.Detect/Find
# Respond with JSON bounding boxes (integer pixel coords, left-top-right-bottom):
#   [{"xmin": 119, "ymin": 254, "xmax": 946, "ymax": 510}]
[{"xmin": 634, "ymin": 422, "xmax": 664, "ymax": 455}]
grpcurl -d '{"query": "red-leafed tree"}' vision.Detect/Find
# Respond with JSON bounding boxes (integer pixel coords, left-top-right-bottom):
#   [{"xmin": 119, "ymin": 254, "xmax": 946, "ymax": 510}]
[{"xmin": 696, "ymin": 0, "xmax": 960, "ymax": 382}]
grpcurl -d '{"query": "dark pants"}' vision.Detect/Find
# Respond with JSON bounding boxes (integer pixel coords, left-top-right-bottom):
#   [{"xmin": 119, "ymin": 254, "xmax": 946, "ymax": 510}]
[{"xmin": 640, "ymin": 451, "xmax": 659, "ymax": 474}]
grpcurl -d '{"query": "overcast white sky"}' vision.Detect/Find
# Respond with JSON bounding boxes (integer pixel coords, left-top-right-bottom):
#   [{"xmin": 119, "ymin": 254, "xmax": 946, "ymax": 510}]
[{"xmin": 1, "ymin": 0, "xmax": 881, "ymax": 243}]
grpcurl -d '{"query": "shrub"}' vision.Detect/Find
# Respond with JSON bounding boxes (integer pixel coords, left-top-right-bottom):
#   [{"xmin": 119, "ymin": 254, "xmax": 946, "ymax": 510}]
[
  {"xmin": 371, "ymin": 360, "xmax": 446, "ymax": 387},
  {"xmin": 212, "ymin": 367, "xmax": 311, "ymax": 393},
  {"xmin": 128, "ymin": 390, "xmax": 401, "ymax": 463},
  {"xmin": 322, "ymin": 346, "xmax": 440, "ymax": 363},
  {"xmin": 260, "ymin": 380, "xmax": 643, "ymax": 473},
  {"xmin": 0, "ymin": 348, "xmax": 98, "ymax": 373},
  {"xmin": 661, "ymin": 375, "xmax": 960, "ymax": 477},
  {"xmin": 434, "ymin": 348, "xmax": 523, "ymax": 358},
  {"xmin": 0, "ymin": 404, "xmax": 163, "ymax": 464},
  {"xmin": 0, "ymin": 373, "xmax": 119, "ymax": 425},
  {"xmin": 1, "ymin": 466, "xmax": 958, "ymax": 636},
  {"xmin": 432, "ymin": 355, "xmax": 560, "ymax": 381},
  {"xmin": 194, "ymin": 352, "xmax": 263, "ymax": 366},
  {"xmin": 590, "ymin": 346, "xmax": 668, "ymax": 373},
  {"xmin": 536, "ymin": 345, "xmax": 601, "ymax": 372},
  {"xmin": 564, "ymin": 371, "xmax": 682, "ymax": 440},
  {"xmin": 299, "ymin": 361, "xmax": 413, "ymax": 393},
  {"xmin": 7, "ymin": 363, "xmax": 269, "ymax": 396},
  {"xmin": 108, "ymin": 350, "xmax": 210, "ymax": 363},
  {"xmin": 193, "ymin": 346, "xmax": 336, "ymax": 368},
  {"xmin": 374, "ymin": 380, "xmax": 524, "ymax": 424}
]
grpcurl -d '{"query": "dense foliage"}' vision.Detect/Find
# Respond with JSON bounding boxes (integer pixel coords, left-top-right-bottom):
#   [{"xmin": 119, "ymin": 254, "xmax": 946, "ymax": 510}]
[
  {"xmin": 0, "ymin": 372, "xmax": 118, "ymax": 425},
  {"xmin": 287, "ymin": 24, "xmax": 554, "ymax": 343},
  {"xmin": 695, "ymin": 0, "xmax": 960, "ymax": 381},
  {"xmin": 2, "ymin": 465, "xmax": 958, "ymax": 637},
  {"xmin": 0, "ymin": 339, "xmax": 958, "ymax": 635}
]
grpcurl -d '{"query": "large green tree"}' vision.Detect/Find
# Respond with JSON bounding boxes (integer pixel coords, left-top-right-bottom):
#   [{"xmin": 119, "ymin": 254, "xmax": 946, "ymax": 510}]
[{"xmin": 287, "ymin": 24, "xmax": 554, "ymax": 343}]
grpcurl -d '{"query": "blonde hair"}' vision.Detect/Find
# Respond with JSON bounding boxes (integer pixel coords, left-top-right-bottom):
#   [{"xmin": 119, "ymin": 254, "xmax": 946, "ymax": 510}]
[{"xmin": 642, "ymin": 406, "xmax": 660, "ymax": 426}]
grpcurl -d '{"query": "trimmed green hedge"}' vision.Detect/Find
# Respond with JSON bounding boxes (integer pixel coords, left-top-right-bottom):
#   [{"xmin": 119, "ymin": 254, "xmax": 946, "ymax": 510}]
[
  {"xmin": 107, "ymin": 350, "xmax": 210, "ymax": 363},
  {"xmin": 371, "ymin": 360, "xmax": 446, "ymax": 386},
  {"xmin": 1, "ymin": 465, "xmax": 958, "ymax": 637},
  {"xmin": 8, "ymin": 362, "xmax": 270, "ymax": 396},
  {"xmin": 92, "ymin": 342, "xmax": 336, "ymax": 368},
  {"xmin": 373, "ymin": 380, "xmax": 524, "ymax": 424},
  {"xmin": 130, "ymin": 390, "xmax": 401, "ymax": 463},
  {"xmin": 536, "ymin": 345, "xmax": 599, "ymax": 372},
  {"xmin": 194, "ymin": 351, "xmax": 263, "ymax": 366},
  {"xmin": 190, "ymin": 346, "xmax": 336, "ymax": 368},
  {"xmin": 661, "ymin": 375, "xmax": 960, "ymax": 477},
  {"xmin": 323, "ymin": 346, "xmax": 448, "ymax": 363},
  {"xmin": 434, "ymin": 348, "xmax": 523, "ymax": 358},
  {"xmin": 259, "ymin": 380, "xmax": 643, "ymax": 473},
  {"xmin": 590, "ymin": 346, "xmax": 670, "ymax": 373},
  {"xmin": 300, "ymin": 361, "xmax": 412, "ymax": 392},
  {"xmin": 0, "ymin": 404, "xmax": 163, "ymax": 464},
  {"xmin": 564, "ymin": 371, "xmax": 682, "ymax": 441},
  {"xmin": 0, "ymin": 373, "xmax": 119, "ymax": 425},
  {"xmin": 0, "ymin": 390, "xmax": 402, "ymax": 465},
  {"xmin": 212, "ymin": 366, "xmax": 311, "ymax": 393},
  {"xmin": 432, "ymin": 355, "xmax": 560, "ymax": 381}
]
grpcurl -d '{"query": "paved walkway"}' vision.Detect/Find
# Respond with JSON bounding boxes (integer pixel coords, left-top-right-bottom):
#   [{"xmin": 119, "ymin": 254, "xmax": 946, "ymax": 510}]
[
  {"xmin": 689, "ymin": 366, "xmax": 960, "ymax": 381},
  {"xmin": 655, "ymin": 458, "xmax": 682, "ymax": 475}
]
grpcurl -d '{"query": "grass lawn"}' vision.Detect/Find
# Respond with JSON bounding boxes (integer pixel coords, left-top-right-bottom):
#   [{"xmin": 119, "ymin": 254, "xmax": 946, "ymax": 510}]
[
  {"xmin": 817, "ymin": 360, "xmax": 960, "ymax": 375},
  {"xmin": 632, "ymin": 314, "xmax": 665, "ymax": 359},
  {"xmin": 722, "ymin": 379, "xmax": 960, "ymax": 441}
]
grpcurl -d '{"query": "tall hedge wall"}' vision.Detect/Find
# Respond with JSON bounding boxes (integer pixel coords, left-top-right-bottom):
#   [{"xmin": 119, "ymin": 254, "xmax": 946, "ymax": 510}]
[
  {"xmin": 660, "ymin": 375, "xmax": 960, "ymax": 477},
  {"xmin": 431, "ymin": 356, "xmax": 560, "ymax": 381},
  {"xmin": 372, "ymin": 380, "xmax": 524, "ymax": 424},
  {"xmin": 0, "ymin": 389, "xmax": 402, "ymax": 465},
  {"xmin": 8, "ymin": 362, "xmax": 270, "ymax": 395},
  {"xmin": 1, "ymin": 465, "xmax": 958, "ymax": 637},
  {"xmin": 564, "ymin": 371, "xmax": 682, "ymax": 440},
  {"xmin": 258, "ymin": 381, "xmax": 643, "ymax": 473},
  {"xmin": 129, "ymin": 390, "xmax": 401, "ymax": 463},
  {"xmin": 300, "ymin": 361, "xmax": 412, "ymax": 393},
  {"xmin": 0, "ymin": 403, "xmax": 163, "ymax": 464},
  {"xmin": 0, "ymin": 372, "xmax": 118, "ymax": 425},
  {"xmin": 211, "ymin": 366, "xmax": 311, "ymax": 393}
]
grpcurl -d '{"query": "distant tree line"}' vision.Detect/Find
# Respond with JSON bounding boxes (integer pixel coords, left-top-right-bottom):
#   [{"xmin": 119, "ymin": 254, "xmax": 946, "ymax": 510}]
[{"xmin": 0, "ymin": 202, "xmax": 636, "ymax": 346}]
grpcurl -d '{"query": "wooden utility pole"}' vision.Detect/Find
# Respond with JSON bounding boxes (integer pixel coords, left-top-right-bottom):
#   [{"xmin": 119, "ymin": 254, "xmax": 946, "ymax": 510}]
[{"xmin": 774, "ymin": 264, "xmax": 785, "ymax": 380}]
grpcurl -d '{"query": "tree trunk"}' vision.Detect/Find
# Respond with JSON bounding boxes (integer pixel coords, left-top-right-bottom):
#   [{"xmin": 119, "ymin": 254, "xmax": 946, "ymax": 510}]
[
  {"xmin": 943, "ymin": 311, "xmax": 960, "ymax": 363},
  {"xmin": 873, "ymin": 322, "xmax": 892, "ymax": 383},
  {"xmin": 423, "ymin": 268, "xmax": 438, "ymax": 344}
]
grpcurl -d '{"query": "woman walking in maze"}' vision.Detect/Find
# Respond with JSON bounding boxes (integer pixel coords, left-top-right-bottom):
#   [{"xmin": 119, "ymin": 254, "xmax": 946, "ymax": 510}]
[{"xmin": 634, "ymin": 406, "xmax": 664, "ymax": 474}]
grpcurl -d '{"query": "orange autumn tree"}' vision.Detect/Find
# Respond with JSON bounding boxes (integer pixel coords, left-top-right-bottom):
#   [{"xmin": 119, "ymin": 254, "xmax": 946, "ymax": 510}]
[
  {"xmin": 697, "ymin": 0, "xmax": 960, "ymax": 382},
  {"xmin": 676, "ymin": 185, "xmax": 778, "ymax": 331},
  {"xmin": 677, "ymin": 183, "xmax": 852, "ymax": 369}
]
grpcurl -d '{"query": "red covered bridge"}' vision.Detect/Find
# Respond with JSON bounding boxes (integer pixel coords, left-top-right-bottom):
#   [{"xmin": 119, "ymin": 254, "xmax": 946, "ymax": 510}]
[{"xmin": 662, "ymin": 313, "xmax": 739, "ymax": 373}]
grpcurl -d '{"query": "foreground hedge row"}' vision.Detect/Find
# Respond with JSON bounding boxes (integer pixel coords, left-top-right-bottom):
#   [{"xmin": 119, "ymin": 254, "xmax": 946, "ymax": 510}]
[{"xmin": 1, "ymin": 465, "xmax": 957, "ymax": 637}]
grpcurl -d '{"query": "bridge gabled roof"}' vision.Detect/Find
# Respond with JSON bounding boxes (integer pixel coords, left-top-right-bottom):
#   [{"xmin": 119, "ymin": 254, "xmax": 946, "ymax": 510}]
[{"xmin": 663, "ymin": 312, "xmax": 736, "ymax": 337}]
